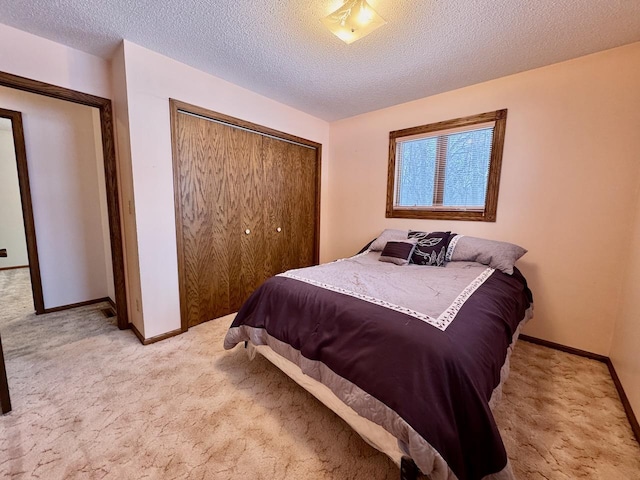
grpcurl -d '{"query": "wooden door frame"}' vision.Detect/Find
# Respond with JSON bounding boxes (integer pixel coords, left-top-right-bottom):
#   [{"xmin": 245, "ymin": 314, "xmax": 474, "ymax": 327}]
[
  {"xmin": 0, "ymin": 107, "xmax": 45, "ymax": 313},
  {"xmin": 0, "ymin": 71, "xmax": 129, "ymax": 329},
  {"xmin": 169, "ymin": 99, "xmax": 322, "ymax": 332},
  {"xmin": 0, "ymin": 333, "xmax": 10, "ymax": 414}
]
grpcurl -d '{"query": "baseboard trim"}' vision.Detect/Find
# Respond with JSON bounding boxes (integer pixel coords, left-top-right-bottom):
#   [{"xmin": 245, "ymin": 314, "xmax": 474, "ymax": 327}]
[
  {"xmin": 605, "ymin": 359, "xmax": 640, "ymax": 445},
  {"xmin": 107, "ymin": 297, "xmax": 116, "ymax": 309},
  {"xmin": 519, "ymin": 334, "xmax": 609, "ymax": 362},
  {"xmin": 520, "ymin": 334, "xmax": 639, "ymax": 445},
  {"xmin": 129, "ymin": 322, "xmax": 182, "ymax": 345},
  {"xmin": 0, "ymin": 265, "xmax": 29, "ymax": 271},
  {"xmin": 41, "ymin": 297, "xmax": 111, "ymax": 314},
  {"xmin": 129, "ymin": 322, "xmax": 145, "ymax": 343}
]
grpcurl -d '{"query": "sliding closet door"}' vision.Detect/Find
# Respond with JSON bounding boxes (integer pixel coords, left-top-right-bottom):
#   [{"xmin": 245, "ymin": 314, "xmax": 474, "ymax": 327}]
[
  {"xmin": 262, "ymin": 136, "xmax": 290, "ymax": 277},
  {"xmin": 172, "ymin": 100, "xmax": 321, "ymax": 331},
  {"xmin": 288, "ymin": 145, "xmax": 318, "ymax": 270},
  {"xmin": 174, "ymin": 112, "xmax": 263, "ymax": 327},
  {"xmin": 262, "ymin": 137, "xmax": 318, "ymax": 276},
  {"xmin": 237, "ymin": 130, "xmax": 267, "ymax": 304}
]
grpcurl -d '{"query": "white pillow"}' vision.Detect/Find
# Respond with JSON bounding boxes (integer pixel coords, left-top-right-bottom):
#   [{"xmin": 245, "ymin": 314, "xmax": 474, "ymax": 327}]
[
  {"xmin": 369, "ymin": 229, "xmax": 409, "ymax": 252},
  {"xmin": 447, "ymin": 235, "xmax": 527, "ymax": 275}
]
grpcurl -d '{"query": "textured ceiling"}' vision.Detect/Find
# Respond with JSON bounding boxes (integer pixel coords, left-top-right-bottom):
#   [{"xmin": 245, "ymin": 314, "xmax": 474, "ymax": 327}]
[{"xmin": 1, "ymin": 0, "xmax": 640, "ymax": 121}]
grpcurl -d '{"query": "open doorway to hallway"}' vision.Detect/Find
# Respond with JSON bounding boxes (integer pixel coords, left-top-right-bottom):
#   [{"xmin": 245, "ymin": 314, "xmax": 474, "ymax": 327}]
[
  {"xmin": 0, "ymin": 111, "xmax": 36, "ymax": 313},
  {"xmin": 0, "ymin": 71, "xmax": 128, "ymax": 329},
  {"xmin": 0, "ymin": 79, "xmax": 125, "ymax": 413},
  {"xmin": 0, "ymin": 90, "xmax": 115, "ymax": 314}
]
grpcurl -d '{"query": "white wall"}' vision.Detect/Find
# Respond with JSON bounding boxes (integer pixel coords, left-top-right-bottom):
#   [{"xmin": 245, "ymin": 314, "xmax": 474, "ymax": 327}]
[
  {"xmin": 610, "ymin": 182, "xmax": 640, "ymax": 419},
  {"xmin": 326, "ymin": 43, "xmax": 640, "ymax": 356},
  {"xmin": 0, "ymin": 23, "xmax": 111, "ymax": 100},
  {"xmin": 92, "ymin": 108, "xmax": 115, "ymax": 301},
  {"xmin": 110, "ymin": 43, "xmax": 144, "ymax": 335},
  {"xmin": 0, "ymin": 86, "xmax": 113, "ymax": 308},
  {"xmin": 0, "ymin": 118, "xmax": 29, "ymax": 268},
  {"xmin": 120, "ymin": 40, "xmax": 331, "ymax": 339}
]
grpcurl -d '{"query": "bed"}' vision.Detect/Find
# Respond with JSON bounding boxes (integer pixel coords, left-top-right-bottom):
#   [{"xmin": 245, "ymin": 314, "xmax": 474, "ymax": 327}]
[{"xmin": 224, "ymin": 232, "xmax": 533, "ymax": 480}]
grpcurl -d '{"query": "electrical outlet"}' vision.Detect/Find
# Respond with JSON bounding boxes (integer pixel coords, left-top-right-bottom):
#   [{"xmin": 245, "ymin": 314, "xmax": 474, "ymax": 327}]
[{"xmin": 0, "ymin": 249, "xmax": 7, "ymax": 258}]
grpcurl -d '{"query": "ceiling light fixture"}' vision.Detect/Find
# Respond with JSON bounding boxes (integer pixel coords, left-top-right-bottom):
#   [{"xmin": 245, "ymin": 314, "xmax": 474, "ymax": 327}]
[{"xmin": 321, "ymin": 0, "xmax": 387, "ymax": 44}]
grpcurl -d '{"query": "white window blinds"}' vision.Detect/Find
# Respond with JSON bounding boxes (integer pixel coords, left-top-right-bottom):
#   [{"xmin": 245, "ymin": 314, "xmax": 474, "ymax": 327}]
[{"xmin": 394, "ymin": 121, "xmax": 496, "ymax": 212}]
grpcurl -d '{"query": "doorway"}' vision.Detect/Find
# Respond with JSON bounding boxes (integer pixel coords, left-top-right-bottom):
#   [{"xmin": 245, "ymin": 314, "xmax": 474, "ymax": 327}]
[
  {"xmin": 0, "ymin": 71, "xmax": 128, "ymax": 328},
  {"xmin": 0, "ymin": 108, "xmax": 42, "ymax": 312}
]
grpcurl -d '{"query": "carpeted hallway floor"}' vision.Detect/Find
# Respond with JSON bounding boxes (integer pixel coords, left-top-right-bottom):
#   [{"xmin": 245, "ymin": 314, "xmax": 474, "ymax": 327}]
[{"xmin": 1, "ymin": 268, "xmax": 639, "ymax": 479}]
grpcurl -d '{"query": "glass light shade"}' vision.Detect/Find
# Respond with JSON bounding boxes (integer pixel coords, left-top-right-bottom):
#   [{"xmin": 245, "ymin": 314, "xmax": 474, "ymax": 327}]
[{"xmin": 322, "ymin": 0, "xmax": 387, "ymax": 44}]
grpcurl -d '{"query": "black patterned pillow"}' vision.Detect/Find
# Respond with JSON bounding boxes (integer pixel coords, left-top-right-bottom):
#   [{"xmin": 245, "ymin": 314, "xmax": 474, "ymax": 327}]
[
  {"xmin": 409, "ymin": 231, "xmax": 452, "ymax": 266},
  {"xmin": 379, "ymin": 239, "xmax": 418, "ymax": 266}
]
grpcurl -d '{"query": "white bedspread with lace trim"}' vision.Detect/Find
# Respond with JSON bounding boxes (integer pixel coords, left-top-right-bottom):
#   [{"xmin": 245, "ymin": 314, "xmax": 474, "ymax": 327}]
[{"xmin": 278, "ymin": 251, "xmax": 494, "ymax": 331}]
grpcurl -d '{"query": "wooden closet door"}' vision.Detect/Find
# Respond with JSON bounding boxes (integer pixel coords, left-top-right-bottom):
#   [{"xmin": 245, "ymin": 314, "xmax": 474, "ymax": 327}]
[
  {"xmin": 175, "ymin": 113, "xmax": 263, "ymax": 327},
  {"xmin": 288, "ymin": 145, "xmax": 318, "ymax": 270},
  {"xmin": 262, "ymin": 136, "xmax": 289, "ymax": 278},
  {"xmin": 237, "ymin": 129, "xmax": 267, "ymax": 304},
  {"xmin": 262, "ymin": 136, "xmax": 318, "ymax": 276}
]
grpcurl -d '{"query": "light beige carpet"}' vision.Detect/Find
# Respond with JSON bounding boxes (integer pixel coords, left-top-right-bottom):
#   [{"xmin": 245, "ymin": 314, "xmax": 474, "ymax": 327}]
[{"xmin": 1, "ymin": 268, "xmax": 639, "ymax": 479}]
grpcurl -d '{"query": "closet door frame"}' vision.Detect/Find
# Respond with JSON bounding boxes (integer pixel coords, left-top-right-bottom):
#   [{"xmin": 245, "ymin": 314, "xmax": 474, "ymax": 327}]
[{"xmin": 169, "ymin": 99, "xmax": 322, "ymax": 332}]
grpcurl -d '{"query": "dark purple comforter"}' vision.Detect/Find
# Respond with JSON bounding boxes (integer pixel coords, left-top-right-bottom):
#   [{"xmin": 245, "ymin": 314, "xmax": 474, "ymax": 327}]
[{"xmin": 224, "ymin": 265, "xmax": 532, "ymax": 480}]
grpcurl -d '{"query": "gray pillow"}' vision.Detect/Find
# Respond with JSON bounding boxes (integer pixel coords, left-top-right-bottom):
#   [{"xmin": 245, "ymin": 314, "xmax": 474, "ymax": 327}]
[
  {"xmin": 447, "ymin": 235, "xmax": 527, "ymax": 274},
  {"xmin": 369, "ymin": 229, "xmax": 409, "ymax": 252},
  {"xmin": 379, "ymin": 239, "xmax": 418, "ymax": 266}
]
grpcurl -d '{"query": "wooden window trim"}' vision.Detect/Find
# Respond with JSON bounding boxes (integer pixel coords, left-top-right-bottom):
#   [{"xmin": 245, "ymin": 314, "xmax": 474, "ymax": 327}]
[{"xmin": 386, "ymin": 109, "xmax": 507, "ymax": 222}]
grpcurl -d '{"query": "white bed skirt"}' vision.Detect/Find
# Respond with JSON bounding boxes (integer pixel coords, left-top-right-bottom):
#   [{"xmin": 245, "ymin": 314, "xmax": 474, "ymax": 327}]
[{"xmin": 248, "ymin": 341, "xmax": 405, "ymax": 467}]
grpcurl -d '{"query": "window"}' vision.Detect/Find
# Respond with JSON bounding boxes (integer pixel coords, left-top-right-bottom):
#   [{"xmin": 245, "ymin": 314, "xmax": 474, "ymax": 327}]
[{"xmin": 386, "ymin": 109, "xmax": 507, "ymax": 221}]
